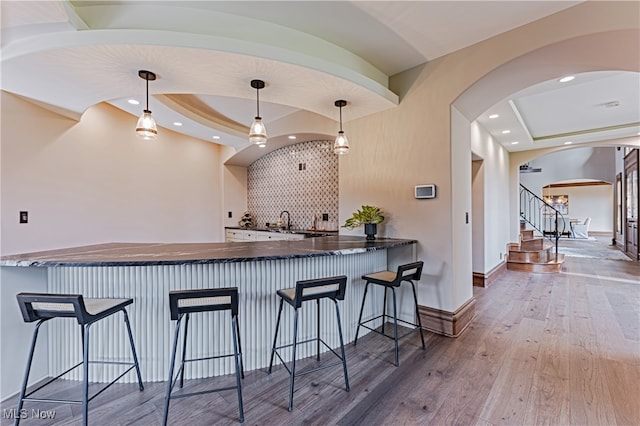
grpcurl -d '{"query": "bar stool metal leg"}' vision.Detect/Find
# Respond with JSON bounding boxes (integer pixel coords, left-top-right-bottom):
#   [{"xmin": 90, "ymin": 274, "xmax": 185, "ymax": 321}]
[
  {"xmin": 15, "ymin": 320, "xmax": 47, "ymax": 426},
  {"xmin": 382, "ymin": 286, "xmax": 388, "ymax": 334},
  {"xmin": 163, "ymin": 315, "xmax": 183, "ymax": 426},
  {"xmin": 268, "ymin": 298, "xmax": 284, "ymax": 374},
  {"xmin": 179, "ymin": 313, "xmax": 190, "ymax": 388},
  {"xmin": 123, "ymin": 310, "xmax": 144, "ymax": 390},
  {"xmin": 288, "ymin": 309, "xmax": 299, "ymax": 412},
  {"xmin": 82, "ymin": 324, "xmax": 92, "ymax": 426},
  {"xmin": 353, "ymin": 282, "xmax": 370, "ymax": 345},
  {"xmin": 334, "ymin": 300, "xmax": 350, "ymax": 392},
  {"xmin": 236, "ymin": 319, "xmax": 245, "ymax": 379},
  {"xmin": 392, "ymin": 288, "xmax": 399, "ymax": 367},
  {"xmin": 411, "ymin": 281, "xmax": 426, "ymax": 350},
  {"xmin": 232, "ymin": 315, "xmax": 244, "ymax": 422},
  {"xmin": 316, "ymin": 299, "xmax": 321, "ymax": 361}
]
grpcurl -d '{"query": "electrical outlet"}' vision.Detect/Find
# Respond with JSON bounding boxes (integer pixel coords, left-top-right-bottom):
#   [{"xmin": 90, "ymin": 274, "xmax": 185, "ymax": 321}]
[
  {"xmin": 499, "ymin": 252, "xmax": 503, "ymax": 260},
  {"xmin": 322, "ymin": 213, "xmax": 329, "ymax": 221},
  {"xmin": 228, "ymin": 211, "xmax": 232, "ymax": 218},
  {"xmin": 20, "ymin": 211, "xmax": 28, "ymax": 224}
]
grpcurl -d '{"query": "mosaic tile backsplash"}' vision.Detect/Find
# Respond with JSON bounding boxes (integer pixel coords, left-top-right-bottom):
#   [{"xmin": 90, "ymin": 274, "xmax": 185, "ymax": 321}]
[{"xmin": 247, "ymin": 140, "xmax": 339, "ymax": 230}]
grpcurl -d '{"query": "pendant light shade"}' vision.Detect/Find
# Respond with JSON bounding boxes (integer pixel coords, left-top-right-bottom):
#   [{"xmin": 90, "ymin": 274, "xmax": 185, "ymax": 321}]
[
  {"xmin": 136, "ymin": 70, "xmax": 157, "ymax": 140},
  {"xmin": 249, "ymin": 79, "xmax": 267, "ymax": 147},
  {"xmin": 334, "ymin": 100, "xmax": 349, "ymax": 155}
]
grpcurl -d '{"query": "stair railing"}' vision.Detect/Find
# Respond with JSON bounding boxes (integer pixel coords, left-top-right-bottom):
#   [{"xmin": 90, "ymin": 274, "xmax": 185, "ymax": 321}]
[{"xmin": 519, "ymin": 184, "xmax": 568, "ymax": 257}]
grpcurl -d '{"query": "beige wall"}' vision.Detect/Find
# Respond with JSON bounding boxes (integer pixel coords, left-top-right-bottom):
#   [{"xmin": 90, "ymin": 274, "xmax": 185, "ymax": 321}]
[
  {"xmin": 340, "ymin": 1, "xmax": 639, "ymax": 313},
  {"xmin": 1, "ymin": 93, "xmax": 223, "ymax": 255},
  {"xmin": 223, "ymin": 165, "xmax": 248, "ymax": 228}
]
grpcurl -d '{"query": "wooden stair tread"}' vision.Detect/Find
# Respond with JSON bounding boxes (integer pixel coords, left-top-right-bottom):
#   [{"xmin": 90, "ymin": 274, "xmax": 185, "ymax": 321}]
[
  {"xmin": 507, "ymin": 254, "xmax": 564, "ymax": 264},
  {"xmin": 508, "ymin": 242, "xmax": 554, "ymax": 253},
  {"xmin": 506, "ymin": 254, "xmax": 565, "ymax": 273}
]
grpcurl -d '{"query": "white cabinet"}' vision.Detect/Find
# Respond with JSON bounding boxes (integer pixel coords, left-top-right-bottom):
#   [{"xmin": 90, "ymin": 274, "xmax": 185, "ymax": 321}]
[
  {"xmin": 282, "ymin": 233, "xmax": 305, "ymax": 241},
  {"xmin": 255, "ymin": 231, "xmax": 305, "ymax": 241},
  {"xmin": 256, "ymin": 232, "xmax": 282, "ymax": 241},
  {"xmin": 225, "ymin": 229, "xmax": 243, "ymax": 242},
  {"xmin": 226, "ymin": 228, "xmax": 306, "ymax": 242},
  {"xmin": 225, "ymin": 229, "xmax": 257, "ymax": 242}
]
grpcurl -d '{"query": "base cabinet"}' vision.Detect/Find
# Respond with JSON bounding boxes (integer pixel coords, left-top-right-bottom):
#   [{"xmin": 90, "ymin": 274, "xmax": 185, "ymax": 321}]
[
  {"xmin": 226, "ymin": 228, "xmax": 305, "ymax": 242},
  {"xmin": 256, "ymin": 231, "xmax": 304, "ymax": 241},
  {"xmin": 225, "ymin": 229, "xmax": 257, "ymax": 242}
]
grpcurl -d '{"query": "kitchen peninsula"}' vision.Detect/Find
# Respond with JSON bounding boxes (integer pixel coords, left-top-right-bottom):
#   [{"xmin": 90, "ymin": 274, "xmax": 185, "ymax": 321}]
[{"xmin": 0, "ymin": 236, "xmax": 416, "ymax": 395}]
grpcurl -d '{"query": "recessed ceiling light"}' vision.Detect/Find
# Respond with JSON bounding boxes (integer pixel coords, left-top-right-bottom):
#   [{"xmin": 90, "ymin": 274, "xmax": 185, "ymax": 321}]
[
  {"xmin": 511, "ymin": 141, "xmax": 519, "ymax": 145},
  {"xmin": 559, "ymin": 76, "xmax": 575, "ymax": 83},
  {"xmin": 501, "ymin": 130, "xmax": 511, "ymax": 134},
  {"xmin": 288, "ymin": 135, "xmax": 297, "ymax": 140},
  {"xmin": 127, "ymin": 99, "xmax": 140, "ymax": 105},
  {"xmin": 173, "ymin": 122, "xmax": 182, "ymax": 127},
  {"xmin": 212, "ymin": 135, "xmax": 220, "ymax": 140},
  {"xmin": 489, "ymin": 114, "xmax": 499, "ymax": 119},
  {"xmin": 564, "ymin": 141, "xmax": 573, "ymax": 145}
]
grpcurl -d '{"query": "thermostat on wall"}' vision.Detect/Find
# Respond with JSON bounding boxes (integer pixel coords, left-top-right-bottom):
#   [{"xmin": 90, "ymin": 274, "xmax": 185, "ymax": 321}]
[{"xmin": 415, "ymin": 184, "xmax": 436, "ymax": 199}]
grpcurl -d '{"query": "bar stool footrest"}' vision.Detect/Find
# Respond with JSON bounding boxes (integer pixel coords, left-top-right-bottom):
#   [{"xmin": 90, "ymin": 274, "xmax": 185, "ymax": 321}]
[
  {"xmin": 272, "ymin": 336, "xmax": 344, "ymax": 377},
  {"xmin": 170, "ymin": 385, "xmax": 240, "ymax": 400},
  {"xmin": 360, "ymin": 324, "xmax": 420, "ymax": 342},
  {"xmin": 21, "ymin": 363, "xmax": 138, "ymax": 406},
  {"xmin": 182, "ymin": 352, "xmax": 239, "ymax": 364}
]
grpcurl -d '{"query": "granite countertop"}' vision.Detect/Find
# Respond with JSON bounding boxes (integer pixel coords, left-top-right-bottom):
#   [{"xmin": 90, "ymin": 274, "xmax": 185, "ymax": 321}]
[{"xmin": 0, "ymin": 236, "xmax": 417, "ymax": 267}]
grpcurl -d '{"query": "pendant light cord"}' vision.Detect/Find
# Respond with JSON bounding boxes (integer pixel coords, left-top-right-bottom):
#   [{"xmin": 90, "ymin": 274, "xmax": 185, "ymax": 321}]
[
  {"xmin": 256, "ymin": 86, "xmax": 260, "ymax": 118},
  {"xmin": 339, "ymin": 104, "xmax": 343, "ymax": 131},
  {"xmin": 145, "ymin": 74, "xmax": 150, "ymax": 111}
]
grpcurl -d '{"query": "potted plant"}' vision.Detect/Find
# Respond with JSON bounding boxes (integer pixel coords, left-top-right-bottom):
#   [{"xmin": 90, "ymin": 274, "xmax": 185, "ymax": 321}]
[{"xmin": 342, "ymin": 205, "xmax": 385, "ymax": 240}]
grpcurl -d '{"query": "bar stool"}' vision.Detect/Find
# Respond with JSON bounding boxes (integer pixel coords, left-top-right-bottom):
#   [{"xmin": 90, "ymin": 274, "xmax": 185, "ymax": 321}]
[
  {"xmin": 354, "ymin": 261, "xmax": 425, "ymax": 366},
  {"xmin": 268, "ymin": 275, "xmax": 350, "ymax": 412},
  {"xmin": 163, "ymin": 287, "xmax": 244, "ymax": 425},
  {"xmin": 15, "ymin": 293, "xmax": 144, "ymax": 426}
]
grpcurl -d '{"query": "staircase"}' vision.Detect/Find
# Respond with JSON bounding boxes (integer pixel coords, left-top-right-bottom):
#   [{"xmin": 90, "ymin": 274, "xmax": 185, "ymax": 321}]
[{"xmin": 507, "ymin": 227, "xmax": 565, "ymax": 273}]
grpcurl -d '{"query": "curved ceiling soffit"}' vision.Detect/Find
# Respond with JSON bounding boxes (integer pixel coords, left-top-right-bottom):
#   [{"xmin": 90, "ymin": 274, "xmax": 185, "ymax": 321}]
[
  {"xmin": 156, "ymin": 94, "xmax": 249, "ymax": 139},
  {"xmin": 1, "ymin": 28, "xmax": 399, "ymax": 119},
  {"xmin": 71, "ymin": 2, "xmax": 391, "ymax": 88},
  {"xmin": 453, "ymin": 29, "xmax": 640, "ymax": 122}
]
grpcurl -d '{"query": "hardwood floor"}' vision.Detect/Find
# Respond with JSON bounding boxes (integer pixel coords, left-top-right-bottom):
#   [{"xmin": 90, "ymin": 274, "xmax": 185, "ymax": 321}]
[{"xmin": 2, "ymin": 255, "xmax": 638, "ymax": 425}]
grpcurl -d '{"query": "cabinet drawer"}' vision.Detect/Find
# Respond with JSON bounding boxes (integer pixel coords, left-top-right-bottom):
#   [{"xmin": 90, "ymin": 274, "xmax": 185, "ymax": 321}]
[
  {"xmin": 284, "ymin": 233, "xmax": 305, "ymax": 241},
  {"xmin": 225, "ymin": 229, "xmax": 243, "ymax": 239},
  {"xmin": 256, "ymin": 233, "xmax": 281, "ymax": 241}
]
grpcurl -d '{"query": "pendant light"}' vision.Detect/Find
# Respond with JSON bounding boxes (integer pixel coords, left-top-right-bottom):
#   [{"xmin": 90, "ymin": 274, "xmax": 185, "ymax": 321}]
[
  {"xmin": 249, "ymin": 79, "xmax": 267, "ymax": 147},
  {"xmin": 334, "ymin": 99, "xmax": 349, "ymax": 155},
  {"xmin": 136, "ymin": 70, "xmax": 157, "ymax": 140}
]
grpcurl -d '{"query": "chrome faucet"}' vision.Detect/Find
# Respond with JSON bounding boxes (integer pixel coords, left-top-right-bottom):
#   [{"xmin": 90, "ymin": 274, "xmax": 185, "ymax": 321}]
[{"xmin": 280, "ymin": 211, "xmax": 291, "ymax": 230}]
